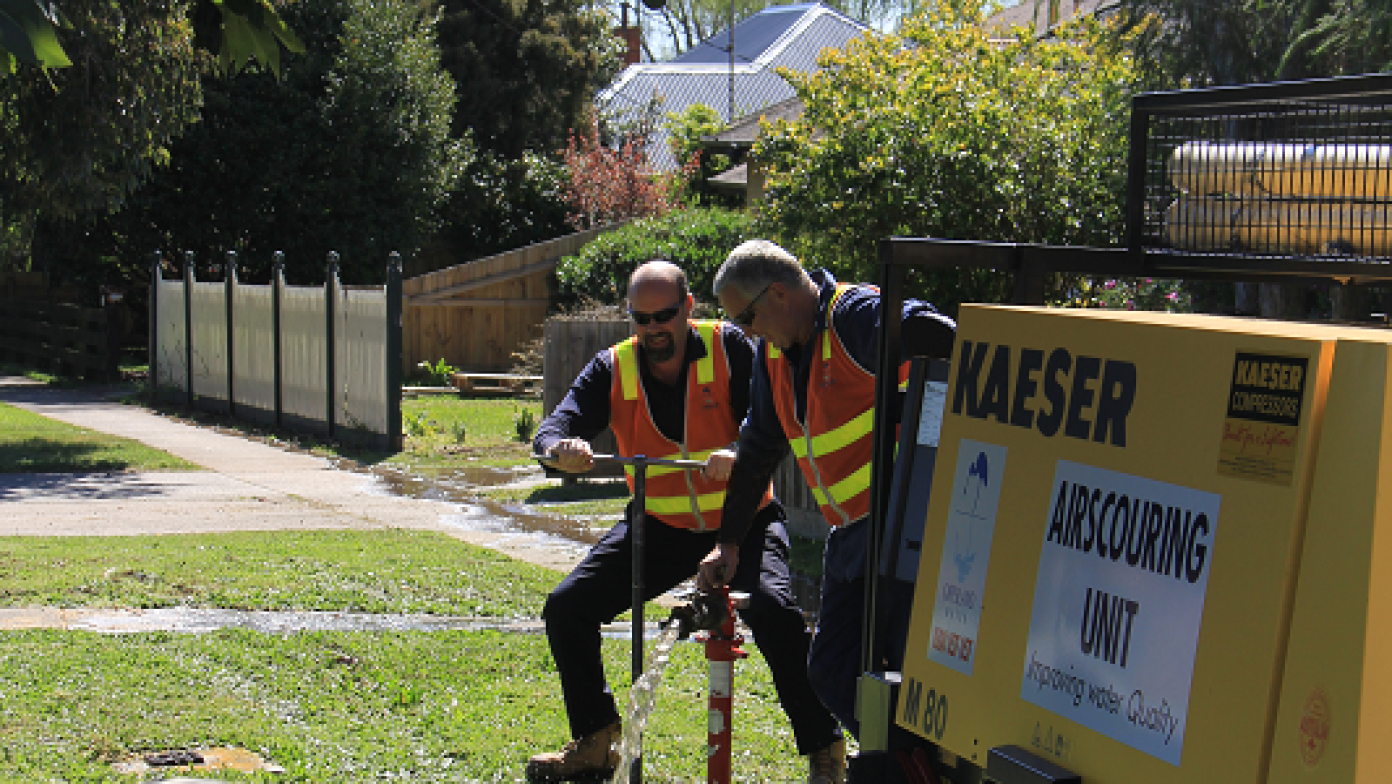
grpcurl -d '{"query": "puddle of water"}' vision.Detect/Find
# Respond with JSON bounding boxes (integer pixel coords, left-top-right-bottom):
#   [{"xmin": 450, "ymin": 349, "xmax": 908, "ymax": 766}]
[
  {"xmin": 365, "ymin": 463, "xmax": 823, "ymax": 620},
  {"xmin": 67, "ymin": 607, "xmax": 546, "ymax": 635}
]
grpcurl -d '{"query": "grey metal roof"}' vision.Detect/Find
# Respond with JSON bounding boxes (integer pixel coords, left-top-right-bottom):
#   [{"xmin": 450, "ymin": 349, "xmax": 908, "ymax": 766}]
[
  {"xmin": 597, "ymin": 3, "xmax": 867, "ymax": 171},
  {"xmin": 704, "ymin": 96, "xmax": 805, "ymax": 148}
]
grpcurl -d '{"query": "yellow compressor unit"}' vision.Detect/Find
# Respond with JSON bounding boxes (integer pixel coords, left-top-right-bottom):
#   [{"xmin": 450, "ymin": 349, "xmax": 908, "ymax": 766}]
[{"xmin": 895, "ymin": 305, "xmax": 1392, "ymax": 783}]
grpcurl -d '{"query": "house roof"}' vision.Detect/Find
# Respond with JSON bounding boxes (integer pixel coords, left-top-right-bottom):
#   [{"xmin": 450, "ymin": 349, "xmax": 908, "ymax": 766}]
[
  {"xmin": 702, "ymin": 96, "xmax": 805, "ymax": 149},
  {"xmin": 597, "ymin": 3, "xmax": 867, "ymax": 171},
  {"xmin": 984, "ymin": 0, "xmax": 1120, "ymax": 38}
]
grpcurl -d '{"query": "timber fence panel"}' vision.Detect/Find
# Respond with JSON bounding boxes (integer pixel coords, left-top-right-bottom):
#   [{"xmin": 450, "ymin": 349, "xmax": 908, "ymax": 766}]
[
  {"xmin": 233, "ymin": 283, "xmax": 276, "ymax": 423},
  {"xmin": 154, "ymin": 279, "xmax": 188, "ymax": 396},
  {"xmin": 0, "ymin": 300, "xmax": 120, "ymax": 380},
  {"xmin": 337, "ymin": 286, "xmax": 390, "ymax": 446},
  {"xmin": 280, "ymin": 285, "xmax": 329, "ymax": 431},
  {"xmin": 190, "ymin": 281, "xmax": 228, "ymax": 409},
  {"xmin": 543, "ymin": 316, "xmax": 631, "ymax": 476}
]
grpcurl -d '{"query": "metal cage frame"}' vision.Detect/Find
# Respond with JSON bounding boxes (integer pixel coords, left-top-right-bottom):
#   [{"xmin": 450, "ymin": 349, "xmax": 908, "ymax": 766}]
[{"xmin": 863, "ymin": 71, "xmax": 1392, "ymax": 680}]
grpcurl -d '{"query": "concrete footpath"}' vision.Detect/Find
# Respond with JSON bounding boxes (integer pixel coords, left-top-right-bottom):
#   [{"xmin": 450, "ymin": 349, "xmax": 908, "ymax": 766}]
[{"xmin": 0, "ymin": 376, "xmax": 585, "ymax": 573}]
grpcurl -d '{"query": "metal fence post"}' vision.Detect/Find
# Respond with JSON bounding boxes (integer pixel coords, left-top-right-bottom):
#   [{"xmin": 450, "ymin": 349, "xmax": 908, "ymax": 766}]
[
  {"xmin": 183, "ymin": 251, "xmax": 194, "ymax": 408},
  {"xmin": 325, "ymin": 252, "xmax": 339, "ymax": 441},
  {"xmin": 386, "ymin": 252, "xmax": 403, "ymax": 451},
  {"xmin": 149, "ymin": 250, "xmax": 161, "ymax": 406},
  {"xmin": 273, "ymin": 251, "xmax": 284, "ymax": 431},
  {"xmin": 225, "ymin": 250, "xmax": 237, "ymax": 417},
  {"xmin": 631, "ymin": 454, "xmax": 647, "ymax": 784}
]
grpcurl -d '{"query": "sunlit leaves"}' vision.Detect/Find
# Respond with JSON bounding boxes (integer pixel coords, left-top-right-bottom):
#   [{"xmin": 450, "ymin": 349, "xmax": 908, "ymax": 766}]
[
  {"xmin": 753, "ymin": 0, "xmax": 1140, "ymax": 311},
  {"xmin": 0, "ymin": 0, "xmax": 71, "ymax": 74}
]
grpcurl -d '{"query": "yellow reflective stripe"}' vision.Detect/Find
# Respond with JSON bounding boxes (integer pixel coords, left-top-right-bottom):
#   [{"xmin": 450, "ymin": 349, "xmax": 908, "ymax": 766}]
[
  {"xmin": 644, "ymin": 491, "xmax": 727, "ymax": 515},
  {"xmin": 792, "ymin": 407, "xmax": 873, "ymax": 459},
  {"xmin": 695, "ymin": 321, "xmax": 716, "ymax": 385},
  {"xmin": 615, "ymin": 339, "xmax": 639, "ymax": 401},
  {"xmin": 809, "ymin": 462, "xmax": 871, "ymax": 507},
  {"xmin": 822, "ymin": 285, "xmax": 854, "ymax": 362}
]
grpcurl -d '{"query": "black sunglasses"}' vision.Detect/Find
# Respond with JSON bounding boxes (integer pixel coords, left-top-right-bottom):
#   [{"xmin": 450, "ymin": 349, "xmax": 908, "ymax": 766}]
[
  {"xmin": 733, "ymin": 284, "xmax": 772, "ymax": 328},
  {"xmin": 629, "ymin": 301, "xmax": 683, "ymax": 326}
]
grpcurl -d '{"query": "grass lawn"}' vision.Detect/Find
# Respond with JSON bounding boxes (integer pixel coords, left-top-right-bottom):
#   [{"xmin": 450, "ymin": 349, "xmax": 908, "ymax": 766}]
[
  {"xmin": 0, "ymin": 401, "xmax": 198, "ymax": 473},
  {"xmin": 0, "ymin": 530, "xmax": 815, "ymax": 782}
]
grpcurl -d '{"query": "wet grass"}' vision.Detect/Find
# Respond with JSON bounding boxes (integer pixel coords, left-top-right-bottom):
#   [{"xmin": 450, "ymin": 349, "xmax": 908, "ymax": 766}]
[
  {"xmin": 0, "ymin": 628, "xmax": 810, "ymax": 781},
  {"xmin": 0, "ymin": 528, "xmax": 816, "ymax": 782},
  {"xmin": 0, "ymin": 530, "xmax": 557, "ymax": 616},
  {"xmin": 0, "ymin": 402, "xmax": 198, "ymax": 473}
]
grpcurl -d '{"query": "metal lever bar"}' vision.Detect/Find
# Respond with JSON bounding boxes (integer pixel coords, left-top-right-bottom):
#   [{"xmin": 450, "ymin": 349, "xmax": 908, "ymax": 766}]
[{"xmin": 533, "ymin": 452, "xmax": 706, "ymax": 470}]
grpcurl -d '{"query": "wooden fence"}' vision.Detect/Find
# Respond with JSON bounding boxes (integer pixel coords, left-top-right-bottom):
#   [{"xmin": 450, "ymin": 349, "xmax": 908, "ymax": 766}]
[
  {"xmin": 402, "ymin": 223, "xmax": 625, "ymax": 374},
  {"xmin": 0, "ymin": 298, "xmax": 124, "ymax": 380},
  {"xmin": 540, "ymin": 315, "xmax": 826, "ymax": 537}
]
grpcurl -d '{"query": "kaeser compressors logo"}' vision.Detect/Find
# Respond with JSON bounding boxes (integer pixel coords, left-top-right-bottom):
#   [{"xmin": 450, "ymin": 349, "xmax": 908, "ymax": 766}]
[{"xmin": 1218, "ymin": 352, "xmax": 1310, "ymax": 486}]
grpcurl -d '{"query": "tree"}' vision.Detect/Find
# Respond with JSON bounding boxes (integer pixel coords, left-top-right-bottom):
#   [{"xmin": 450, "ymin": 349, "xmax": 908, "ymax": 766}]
[
  {"xmin": 1, "ymin": 0, "xmax": 303, "ymax": 77},
  {"xmin": 435, "ymin": 0, "xmax": 620, "ymax": 161},
  {"xmin": 664, "ymin": 102, "xmax": 740, "ymax": 207},
  {"xmin": 1116, "ymin": 0, "xmax": 1392, "ymax": 87},
  {"xmin": 38, "ymin": 0, "xmax": 463, "ymax": 286},
  {"xmin": 642, "ymin": 0, "xmax": 916, "ymax": 59},
  {"xmin": 0, "ymin": 0, "xmax": 203, "ymax": 223},
  {"xmin": 561, "ymin": 113, "xmax": 692, "ymax": 230},
  {"xmin": 754, "ymin": 0, "xmax": 1139, "ymax": 312}
]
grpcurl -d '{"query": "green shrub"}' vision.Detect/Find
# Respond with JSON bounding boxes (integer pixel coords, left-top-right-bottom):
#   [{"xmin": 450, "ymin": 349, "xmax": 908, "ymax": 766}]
[
  {"xmin": 553, "ymin": 207, "xmax": 754, "ymax": 306},
  {"xmin": 416, "ymin": 358, "xmax": 458, "ymax": 387},
  {"xmin": 755, "ymin": 0, "xmax": 1140, "ymax": 315}
]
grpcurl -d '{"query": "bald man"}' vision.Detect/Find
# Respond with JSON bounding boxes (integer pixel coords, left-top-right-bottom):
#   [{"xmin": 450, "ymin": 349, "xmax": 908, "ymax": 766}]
[{"xmin": 527, "ymin": 260, "xmax": 842, "ymax": 783}]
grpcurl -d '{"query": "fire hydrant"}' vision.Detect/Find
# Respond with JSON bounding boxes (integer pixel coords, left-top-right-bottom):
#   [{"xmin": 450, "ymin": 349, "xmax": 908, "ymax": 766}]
[{"xmin": 668, "ymin": 588, "xmax": 750, "ymax": 784}]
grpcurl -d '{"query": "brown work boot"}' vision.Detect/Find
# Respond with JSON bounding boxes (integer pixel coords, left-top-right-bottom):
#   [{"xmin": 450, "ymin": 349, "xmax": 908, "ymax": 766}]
[
  {"xmin": 526, "ymin": 720, "xmax": 621, "ymax": 783},
  {"xmin": 807, "ymin": 737, "xmax": 847, "ymax": 784}
]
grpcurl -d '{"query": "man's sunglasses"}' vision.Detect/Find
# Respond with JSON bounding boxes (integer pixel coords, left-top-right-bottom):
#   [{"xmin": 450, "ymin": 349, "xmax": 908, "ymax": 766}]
[
  {"xmin": 629, "ymin": 301, "xmax": 683, "ymax": 326},
  {"xmin": 733, "ymin": 284, "xmax": 772, "ymax": 329}
]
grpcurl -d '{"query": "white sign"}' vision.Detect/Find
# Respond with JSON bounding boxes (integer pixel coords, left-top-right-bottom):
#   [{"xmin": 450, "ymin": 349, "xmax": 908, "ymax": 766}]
[
  {"xmin": 1021, "ymin": 461, "xmax": 1221, "ymax": 765},
  {"xmin": 917, "ymin": 380, "xmax": 948, "ymax": 447},
  {"xmin": 925, "ymin": 439, "xmax": 1007, "ymax": 675}
]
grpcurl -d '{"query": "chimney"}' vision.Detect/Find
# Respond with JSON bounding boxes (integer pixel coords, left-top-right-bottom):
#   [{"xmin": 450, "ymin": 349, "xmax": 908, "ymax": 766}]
[{"xmin": 614, "ymin": 2, "xmax": 640, "ymax": 66}]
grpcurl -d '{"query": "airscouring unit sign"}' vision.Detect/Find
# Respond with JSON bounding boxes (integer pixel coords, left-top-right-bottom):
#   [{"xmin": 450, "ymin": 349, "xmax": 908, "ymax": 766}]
[
  {"xmin": 1021, "ymin": 460, "xmax": 1220, "ymax": 765},
  {"xmin": 897, "ymin": 306, "xmax": 1335, "ymax": 784}
]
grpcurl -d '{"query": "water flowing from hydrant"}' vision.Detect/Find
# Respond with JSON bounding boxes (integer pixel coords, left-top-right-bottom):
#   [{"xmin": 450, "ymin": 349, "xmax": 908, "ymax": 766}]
[{"xmin": 611, "ymin": 621, "xmax": 683, "ymax": 784}]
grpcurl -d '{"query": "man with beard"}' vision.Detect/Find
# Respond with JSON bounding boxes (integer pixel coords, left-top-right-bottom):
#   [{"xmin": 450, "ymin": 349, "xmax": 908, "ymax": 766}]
[{"xmin": 527, "ymin": 260, "xmax": 842, "ymax": 783}]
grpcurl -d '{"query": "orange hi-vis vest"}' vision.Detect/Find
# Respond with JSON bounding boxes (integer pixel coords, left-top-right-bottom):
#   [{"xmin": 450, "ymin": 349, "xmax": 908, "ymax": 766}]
[
  {"xmin": 609, "ymin": 320, "xmax": 773, "ymax": 531},
  {"xmin": 767, "ymin": 284, "xmax": 908, "ymax": 527}
]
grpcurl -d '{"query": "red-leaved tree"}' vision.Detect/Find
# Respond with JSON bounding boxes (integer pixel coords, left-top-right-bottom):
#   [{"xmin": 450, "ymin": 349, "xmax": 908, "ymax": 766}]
[{"xmin": 560, "ymin": 115, "xmax": 698, "ymax": 229}]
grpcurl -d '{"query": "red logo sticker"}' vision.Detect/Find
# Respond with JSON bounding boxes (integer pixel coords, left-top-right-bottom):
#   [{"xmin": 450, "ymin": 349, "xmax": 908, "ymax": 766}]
[{"xmin": 1298, "ymin": 688, "xmax": 1331, "ymax": 768}]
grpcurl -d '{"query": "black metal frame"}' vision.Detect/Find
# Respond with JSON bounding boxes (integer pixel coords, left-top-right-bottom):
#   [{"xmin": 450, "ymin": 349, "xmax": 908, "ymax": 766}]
[{"xmin": 862, "ymin": 71, "xmax": 1392, "ymax": 693}]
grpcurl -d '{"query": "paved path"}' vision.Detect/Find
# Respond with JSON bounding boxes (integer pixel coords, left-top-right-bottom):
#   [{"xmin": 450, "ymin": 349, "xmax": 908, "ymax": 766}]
[{"xmin": 0, "ymin": 377, "xmax": 586, "ymax": 573}]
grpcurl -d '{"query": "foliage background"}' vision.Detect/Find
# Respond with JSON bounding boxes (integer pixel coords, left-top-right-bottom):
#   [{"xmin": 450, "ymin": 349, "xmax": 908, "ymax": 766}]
[
  {"xmin": 753, "ymin": 0, "xmax": 1141, "ymax": 316},
  {"xmin": 31, "ymin": 0, "xmax": 463, "ymax": 287}
]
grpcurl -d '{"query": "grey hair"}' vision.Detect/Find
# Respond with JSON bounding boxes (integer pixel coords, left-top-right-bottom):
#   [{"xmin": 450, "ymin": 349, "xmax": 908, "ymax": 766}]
[{"xmin": 712, "ymin": 240, "xmax": 810, "ymax": 300}]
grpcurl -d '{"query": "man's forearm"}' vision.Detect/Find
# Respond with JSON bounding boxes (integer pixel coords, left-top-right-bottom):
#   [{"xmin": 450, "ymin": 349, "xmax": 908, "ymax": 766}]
[{"xmin": 717, "ymin": 442, "xmax": 785, "ymax": 546}]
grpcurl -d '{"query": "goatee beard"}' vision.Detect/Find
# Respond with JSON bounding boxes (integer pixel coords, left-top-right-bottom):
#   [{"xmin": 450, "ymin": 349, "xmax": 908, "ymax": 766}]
[{"xmin": 644, "ymin": 335, "xmax": 676, "ymax": 363}]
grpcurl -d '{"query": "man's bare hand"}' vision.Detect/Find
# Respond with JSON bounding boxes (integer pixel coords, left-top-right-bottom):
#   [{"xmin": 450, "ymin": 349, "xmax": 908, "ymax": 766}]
[
  {"xmin": 697, "ymin": 543, "xmax": 739, "ymax": 592},
  {"xmin": 548, "ymin": 438, "xmax": 594, "ymax": 473},
  {"xmin": 701, "ymin": 449, "xmax": 736, "ymax": 482}
]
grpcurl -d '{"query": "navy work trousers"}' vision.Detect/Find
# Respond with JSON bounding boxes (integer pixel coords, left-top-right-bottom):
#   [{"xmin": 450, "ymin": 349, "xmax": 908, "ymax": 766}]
[
  {"xmin": 806, "ymin": 519, "xmax": 915, "ymax": 741},
  {"xmin": 541, "ymin": 500, "xmax": 842, "ymax": 756}
]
